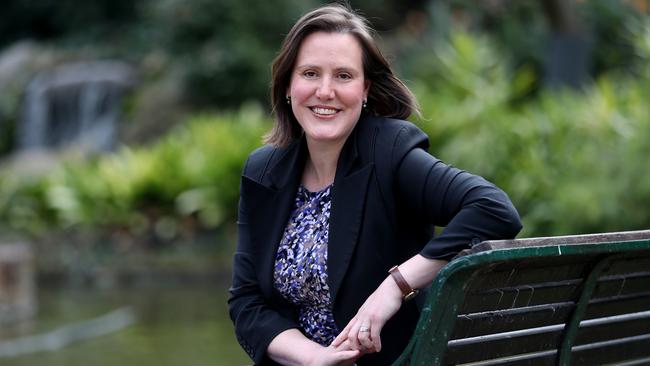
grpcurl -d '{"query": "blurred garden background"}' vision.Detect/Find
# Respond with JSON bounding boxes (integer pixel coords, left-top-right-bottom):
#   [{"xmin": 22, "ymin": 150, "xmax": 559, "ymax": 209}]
[{"xmin": 0, "ymin": 0, "xmax": 649, "ymax": 364}]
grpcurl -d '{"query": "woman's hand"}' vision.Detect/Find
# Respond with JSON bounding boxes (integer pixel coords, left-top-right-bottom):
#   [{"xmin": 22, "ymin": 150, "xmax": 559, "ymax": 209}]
[
  {"xmin": 268, "ymin": 329, "xmax": 359, "ymax": 366},
  {"xmin": 306, "ymin": 340, "xmax": 361, "ymax": 366},
  {"xmin": 331, "ymin": 276, "xmax": 403, "ymax": 354}
]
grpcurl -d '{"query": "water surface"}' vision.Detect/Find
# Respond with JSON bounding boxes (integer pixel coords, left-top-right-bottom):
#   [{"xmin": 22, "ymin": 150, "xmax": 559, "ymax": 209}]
[{"xmin": 1, "ymin": 285, "xmax": 250, "ymax": 366}]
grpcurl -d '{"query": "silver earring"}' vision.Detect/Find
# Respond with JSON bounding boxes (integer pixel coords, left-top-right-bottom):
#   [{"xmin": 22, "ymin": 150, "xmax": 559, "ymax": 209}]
[
  {"xmin": 362, "ymin": 99, "xmax": 367, "ymax": 109},
  {"xmin": 286, "ymin": 95, "xmax": 291, "ymax": 105}
]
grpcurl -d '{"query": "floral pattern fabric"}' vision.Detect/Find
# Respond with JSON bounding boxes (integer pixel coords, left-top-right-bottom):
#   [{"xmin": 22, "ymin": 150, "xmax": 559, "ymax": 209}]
[{"xmin": 273, "ymin": 184, "xmax": 339, "ymax": 346}]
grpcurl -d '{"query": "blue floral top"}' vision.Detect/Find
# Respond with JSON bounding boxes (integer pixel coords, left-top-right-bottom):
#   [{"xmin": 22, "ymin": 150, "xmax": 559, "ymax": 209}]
[{"xmin": 273, "ymin": 184, "xmax": 339, "ymax": 346}]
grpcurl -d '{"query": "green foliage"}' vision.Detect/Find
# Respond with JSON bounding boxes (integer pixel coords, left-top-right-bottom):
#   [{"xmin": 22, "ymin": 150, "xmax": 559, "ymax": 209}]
[
  {"xmin": 3, "ymin": 0, "xmax": 649, "ymax": 119},
  {"xmin": 1, "ymin": 0, "xmax": 318, "ymax": 111},
  {"xmin": 2, "ymin": 27, "xmax": 650, "ymax": 245},
  {"xmin": 440, "ymin": 0, "xmax": 647, "ymax": 91},
  {"xmin": 146, "ymin": 0, "xmax": 318, "ymax": 108},
  {"xmin": 411, "ymin": 28, "xmax": 650, "ymax": 236},
  {"xmin": 0, "ymin": 104, "xmax": 267, "ymax": 242},
  {"xmin": 0, "ymin": 0, "xmax": 138, "ymax": 47}
]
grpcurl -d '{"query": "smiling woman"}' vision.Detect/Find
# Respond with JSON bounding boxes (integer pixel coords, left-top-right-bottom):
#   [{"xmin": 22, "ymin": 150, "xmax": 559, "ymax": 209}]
[
  {"xmin": 228, "ymin": 4, "xmax": 523, "ymax": 366},
  {"xmin": 288, "ymin": 31, "xmax": 369, "ymax": 191},
  {"xmin": 288, "ymin": 32, "xmax": 369, "ymax": 161}
]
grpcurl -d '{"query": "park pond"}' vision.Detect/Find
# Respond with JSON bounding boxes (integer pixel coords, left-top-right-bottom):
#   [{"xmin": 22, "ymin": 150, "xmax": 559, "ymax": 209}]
[{"xmin": 0, "ymin": 284, "xmax": 250, "ymax": 366}]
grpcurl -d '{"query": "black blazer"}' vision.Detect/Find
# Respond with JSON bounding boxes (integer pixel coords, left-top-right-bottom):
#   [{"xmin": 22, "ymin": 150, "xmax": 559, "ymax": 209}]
[{"xmin": 229, "ymin": 116, "xmax": 522, "ymax": 365}]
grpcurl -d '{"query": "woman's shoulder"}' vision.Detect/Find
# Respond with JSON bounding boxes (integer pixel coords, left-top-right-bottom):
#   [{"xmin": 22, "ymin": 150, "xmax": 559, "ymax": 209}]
[
  {"xmin": 242, "ymin": 139, "xmax": 303, "ymax": 181},
  {"xmin": 357, "ymin": 115, "xmax": 430, "ymax": 155},
  {"xmin": 360, "ymin": 114, "xmax": 421, "ymax": 132},
  {"xmin": 242, "ymin": 144, "xmax": 278, "ymax": 180}
]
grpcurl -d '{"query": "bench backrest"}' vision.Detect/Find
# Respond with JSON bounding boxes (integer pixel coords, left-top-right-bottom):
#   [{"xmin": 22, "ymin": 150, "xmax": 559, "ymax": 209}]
[{"xmin": 393, "ymin": 230, "xmax": 650, "ymax": 366}]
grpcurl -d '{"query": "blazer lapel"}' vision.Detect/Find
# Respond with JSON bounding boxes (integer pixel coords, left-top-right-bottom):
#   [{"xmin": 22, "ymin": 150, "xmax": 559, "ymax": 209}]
[
  {"xmin": 241, "ymin": 129, "xmax": 374, "ymax": 303},
  {"xmin": 328, "ymin": 129, "xmax": 374, "ymax": 303},
  {"xmin": 242, "ymin": 140, "xmax": 306, "ymax": 298}
]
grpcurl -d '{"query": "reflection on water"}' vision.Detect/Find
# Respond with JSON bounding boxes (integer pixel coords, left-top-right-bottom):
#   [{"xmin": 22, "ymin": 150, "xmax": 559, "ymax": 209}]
[{"xmin": 0, "ymin": 285, "xmax": 250, "ymax": 366}]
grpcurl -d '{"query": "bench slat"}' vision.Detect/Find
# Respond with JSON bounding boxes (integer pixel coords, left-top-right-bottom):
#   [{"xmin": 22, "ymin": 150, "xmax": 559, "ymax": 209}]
[
  {"xmin": 575, "ymin": 310, "xmax": 650, "ymax": 345},
  {"xmin": 570, "ymin": 333, "xmax": 650, "ymax": 365},
  {"xmin": 445, "ymin": 329, "xmax": 562, "ymax": 364},
  {"xmin": 457, "ymin": 351, "xmax": 557, "ymax": 366},
  {"xmin": 593, "ymin": 271, "xmax": 650, "ymax": 298},
  {"xmin": 461, "ymin": 285, "xmax": 581, "ymax": 313},
  {"xmin": 585, "ymin": 292, "xmax": 650, "ymax": 319},
  {"xmin": 465, "ymin": 256, "xmax": 597, "ymax": 290},
  {"xmin": 451, "ymin": 351, "xmax": 557, "ymax": 366},
  {"xmin": 452, "ymin": 302, "xmax": 573, "ymax": 339}
]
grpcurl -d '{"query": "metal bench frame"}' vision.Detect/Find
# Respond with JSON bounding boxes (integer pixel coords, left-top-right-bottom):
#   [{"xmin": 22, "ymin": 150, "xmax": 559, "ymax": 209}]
[{"xmin": 393, "ymin": 230, "xmax": 650, "ymax": 366}]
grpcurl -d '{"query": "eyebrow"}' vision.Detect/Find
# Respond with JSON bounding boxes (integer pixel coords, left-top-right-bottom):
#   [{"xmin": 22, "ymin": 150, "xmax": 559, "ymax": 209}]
[{"xmin": 295, "ymin": 64, "xmax": 361, "ymax": 74}]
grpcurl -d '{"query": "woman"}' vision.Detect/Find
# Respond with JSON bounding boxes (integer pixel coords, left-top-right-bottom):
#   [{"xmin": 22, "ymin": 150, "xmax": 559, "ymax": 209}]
[{"xmin": 229, "ymin": 4, "xmax": 522, "ymax": 365}]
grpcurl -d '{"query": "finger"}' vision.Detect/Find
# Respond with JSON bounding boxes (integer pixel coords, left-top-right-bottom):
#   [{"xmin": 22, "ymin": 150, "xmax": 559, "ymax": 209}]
[
  {"xmin": 348, "ymin": 320, "xmax": 364, "ymax": 350},
  {"xmin": 370, "ymin": 323, "xmax": 382, "ymax": 352},
  {"xmin": 358, "ymin": 323, "xmax": 374, "ymax": 352},
  {"xmin": 334, "ymin": 349, "xmax": 361, "ymax": 362},
  {"xmin": 332, "ymin": 319, "xmax": 355, "ymax": 347},
  {"xmin": 333, "ymin": 339, "xmax": 354, "ymax": 352},
  {"xmin": 331, "ymin": 332, "xmax": 345, "ymax": 347},
  {"xmin": 332, "ymin": 324, "xmax": 351, "ymax": 347},
  {"xmin": 351, "ymin": 319, "xmax": 373, "ymax": 351}
]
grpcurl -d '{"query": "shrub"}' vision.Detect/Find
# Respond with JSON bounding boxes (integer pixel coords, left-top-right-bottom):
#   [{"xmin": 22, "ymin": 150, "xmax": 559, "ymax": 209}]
[
  {"xmin": 412, "ymin": 29, "xmax": 650, "ymax": 236},
  {"xmin": 0, "ymin": 103, "xmax": 268, "ymax": 243}
]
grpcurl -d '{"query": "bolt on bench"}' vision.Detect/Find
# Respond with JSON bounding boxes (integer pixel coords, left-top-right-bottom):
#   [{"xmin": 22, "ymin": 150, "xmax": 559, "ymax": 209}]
[{"xmin": 393, "ymin": 230, "xmax": 650, "ymax": 366}]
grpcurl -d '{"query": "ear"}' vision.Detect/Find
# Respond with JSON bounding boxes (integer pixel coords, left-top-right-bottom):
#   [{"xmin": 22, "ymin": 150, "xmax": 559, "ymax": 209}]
[{"xmin": 364, "ymin": 80, "xmax": 371, "ymax": 100}]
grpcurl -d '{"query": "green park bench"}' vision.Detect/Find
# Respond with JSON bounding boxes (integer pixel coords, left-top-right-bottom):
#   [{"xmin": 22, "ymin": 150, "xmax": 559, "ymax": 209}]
[{"xmin": 393, "ymin": 230, "xmax": 650, "ymax": 366}]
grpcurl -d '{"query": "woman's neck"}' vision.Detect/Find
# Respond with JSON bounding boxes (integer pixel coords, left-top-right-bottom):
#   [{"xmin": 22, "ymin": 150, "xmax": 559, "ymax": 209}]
[{"xmin": 302, "ymin": 139, "xmax": 343, "ymax": 192}]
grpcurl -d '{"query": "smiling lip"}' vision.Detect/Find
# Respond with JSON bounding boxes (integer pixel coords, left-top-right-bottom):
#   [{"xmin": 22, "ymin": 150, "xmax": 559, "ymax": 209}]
[{"xmin": 309, "ymin": 106, "xmax": 340, "ymax": 116}]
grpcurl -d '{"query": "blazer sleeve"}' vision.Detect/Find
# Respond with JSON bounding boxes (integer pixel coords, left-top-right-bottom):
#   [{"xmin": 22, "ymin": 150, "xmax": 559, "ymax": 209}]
[
  {"xmin": 228, "ymin": 153, "xmax": 299, "ymax": 365},
  {"xmin": 394, "ymin": 126, "xmax": 523, "ymax": 260}
]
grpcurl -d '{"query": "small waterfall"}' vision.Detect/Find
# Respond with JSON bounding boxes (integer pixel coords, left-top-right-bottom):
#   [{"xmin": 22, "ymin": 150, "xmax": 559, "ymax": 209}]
[{"xmin": 18, "ymin": 61, "xmax": 137, "ymax": 152}]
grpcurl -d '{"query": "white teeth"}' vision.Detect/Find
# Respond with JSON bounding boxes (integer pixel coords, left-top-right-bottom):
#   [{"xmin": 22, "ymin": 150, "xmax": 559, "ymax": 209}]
[{"xmin": 312, "ymin": 107, "xmax": 338, "ymax": 115}]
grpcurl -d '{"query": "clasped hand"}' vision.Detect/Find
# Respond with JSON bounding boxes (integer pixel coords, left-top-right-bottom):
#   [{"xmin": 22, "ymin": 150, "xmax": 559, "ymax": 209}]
[{"xmin": 330, "ymin": 277, "xmax": 403, "ymax": 357}]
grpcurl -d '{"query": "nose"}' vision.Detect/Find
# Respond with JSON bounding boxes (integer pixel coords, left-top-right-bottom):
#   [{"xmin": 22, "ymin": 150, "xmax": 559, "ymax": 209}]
[{"xmin": 315, "ymin": 76, "xmax": 334, "ymax": 100}]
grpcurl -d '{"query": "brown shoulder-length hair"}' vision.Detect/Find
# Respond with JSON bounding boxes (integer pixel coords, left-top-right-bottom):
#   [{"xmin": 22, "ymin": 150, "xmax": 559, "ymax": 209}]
[{"xmin": 265, "ymin": 3, "xmax": 420, "ymax": 147}]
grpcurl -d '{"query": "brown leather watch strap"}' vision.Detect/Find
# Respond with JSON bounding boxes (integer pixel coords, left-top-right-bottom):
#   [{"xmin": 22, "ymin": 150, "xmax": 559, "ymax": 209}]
[{"xmin": 388, "ymin": 265, "xmax": 418, "ymax": 301}]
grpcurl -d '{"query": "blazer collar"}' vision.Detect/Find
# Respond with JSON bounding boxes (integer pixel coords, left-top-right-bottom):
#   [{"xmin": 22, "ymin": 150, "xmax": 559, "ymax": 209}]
[
  {"xmin": 267, "ymin": 137, "xmax": 308, "ymax": 190},
  {"xmin": 267, "ymin": 127, "xmax": 361, "ymax": 189},
  {"xmin": 245, "ymin": 122, "xmax": 374, "ymax": 303}
]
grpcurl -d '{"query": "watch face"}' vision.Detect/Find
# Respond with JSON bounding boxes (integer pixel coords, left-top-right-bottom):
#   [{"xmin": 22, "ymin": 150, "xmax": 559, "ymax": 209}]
[{"xmin": 404, "ymin": 290, "xmax": 419, "ymax": 301}]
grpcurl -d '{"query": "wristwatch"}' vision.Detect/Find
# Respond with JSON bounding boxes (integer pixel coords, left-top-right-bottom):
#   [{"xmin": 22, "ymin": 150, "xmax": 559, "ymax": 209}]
[{"xmin": 388, "ymin": 265, "xmax": 419, "ymax": 301}]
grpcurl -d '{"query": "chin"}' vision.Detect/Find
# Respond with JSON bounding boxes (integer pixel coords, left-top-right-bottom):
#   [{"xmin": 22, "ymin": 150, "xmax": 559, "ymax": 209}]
[
  {"xmin": 306, "ymin": 131, "xmax": 346, "ymax": 144},
  {"xmin": 310, "ymin": 135, "xmax": 342, "ymax": 143}
]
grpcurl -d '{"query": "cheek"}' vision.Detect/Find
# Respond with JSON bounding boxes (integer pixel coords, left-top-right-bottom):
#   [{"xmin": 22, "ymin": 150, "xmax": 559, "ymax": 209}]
[
  {"xmin": 289, "ymin": 81, "xmax": 313, "ymax": 102},
  {"xmin": 342, "ymin": 87, "xmax": 366, "ymax": 106}
]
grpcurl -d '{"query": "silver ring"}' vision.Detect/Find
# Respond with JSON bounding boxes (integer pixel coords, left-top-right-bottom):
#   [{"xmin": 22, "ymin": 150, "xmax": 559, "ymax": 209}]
[{"xmin": 359, "ymin": 326, "xmax": 370, "ymax": 333}]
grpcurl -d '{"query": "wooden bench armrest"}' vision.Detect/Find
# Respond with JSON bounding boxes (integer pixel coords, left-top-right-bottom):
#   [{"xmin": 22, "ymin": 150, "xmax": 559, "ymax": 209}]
[{"xmin": 457, "ymin": 229, "xmax": 650, "ymax": 257}]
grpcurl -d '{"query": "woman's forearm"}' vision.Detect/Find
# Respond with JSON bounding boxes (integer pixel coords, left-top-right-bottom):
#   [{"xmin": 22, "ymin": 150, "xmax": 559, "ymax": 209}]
[
  {"xmin": 395, "ymin": 254, "xmax": 448, "ymax": 292},
  {"xmin": 267, "ymin": 328, "xmax": 323, "ymax": 365}
]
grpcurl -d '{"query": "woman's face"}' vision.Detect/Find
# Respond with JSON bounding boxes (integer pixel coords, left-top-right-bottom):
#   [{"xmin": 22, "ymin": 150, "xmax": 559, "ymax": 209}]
[{"xmin": 288, "ymin": 31, "xmax": 369, "ymax": 148}]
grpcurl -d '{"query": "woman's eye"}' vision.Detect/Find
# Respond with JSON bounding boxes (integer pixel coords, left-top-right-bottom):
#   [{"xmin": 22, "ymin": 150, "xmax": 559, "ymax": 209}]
[
  {"xmin": 338, "ymin": 73, "xmax": 352, "ymax": 80},
  {"xmin": 303, "ymin": 71, "xmax": 317, "ymax": 78}
]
